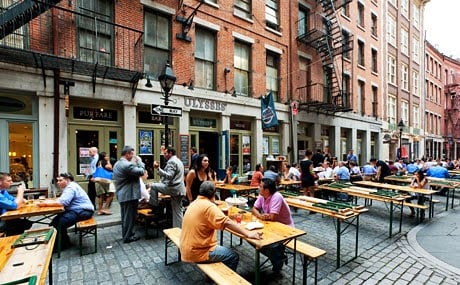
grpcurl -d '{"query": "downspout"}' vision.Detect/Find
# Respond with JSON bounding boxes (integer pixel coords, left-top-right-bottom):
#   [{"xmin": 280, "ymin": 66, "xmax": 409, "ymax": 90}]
[
  {"xmin": 288, "ymin": 0, "xmax": 295, "ymax": 163},
  {"xmin": 53, "ymin": 69, "xmax": 60, "ymax": 179}
]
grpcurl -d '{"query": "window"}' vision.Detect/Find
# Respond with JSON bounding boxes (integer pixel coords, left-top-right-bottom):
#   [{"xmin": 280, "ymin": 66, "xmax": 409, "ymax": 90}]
[
  {"xmin": 413, "ymin": 105, "xmax": 420, "ymax": 129},
  {"xmin": 77, "ymin": 0, "xmax": 113, "ymax": 66},
  {"xmin": 357, "ymin": 2, "xmax": 365, "ymax": 27},
  {"xmin": 342, "ymin": 0, "xmax": 350, "ymax": 17},
  {"xmin": 358, "ymin": 40, "xmax": 365, "ymax": 66},
  {"xmin": 412, "ymin": 70, "xmax": 419, "ymax": 96},
  {"xmin": 372, "ymin": 86, "xmax": 378, "ymax": 118},
  {"xmin": 401, "ymin": 100, "xmax": 409, "ymax": 126},
  {"xmin": 234, "ymin": 41, "xmax": 251, "ymax": 96},
  {"xmin": 412, "ymin": 3, "xmax": 420, "ymax": 28},
  {"xmin": 144, "ymin": 11, "xmax": 171, "ymax": 79},
  {"xmin": 266, "ymin": 51, "xmax": 280, "ymax": 101},
  {"xmin": 265, "ymin": 0, "xmax": 279, "ymax": 31},
  {"xmin": 342, "ymin": 30, "xmax": 351, "ymax": 59},
  {"xmin": 387, "ymin": 54, "xmax": 396, "ymax": 85},
  {"xmin": 388, "ymin": 0, "xmax": 397, "ymax": 7},
  {"xmin": 342, "ymin": 73, "xmax": 351, "ymax": 107},
  {"xmin": 0, "ymin": 0, "xmax": 28, "ymax": 48},
  {"xmin": 234, "ymin": 0, "xmax": 251, "ymax": 19},
  {"xmin": 298, "ymin": 5, "xmax": 309, "ymax": 38},
  {"xmin": 401, "ymin": 63, "xmax": 408, "ymax": 90},
  {"xmin": 387, "ymin": 14, "xmax": 396, "ymax": 46},
  {"xmin": 195, "ymin": 27, "xmax": 216, "ymax": 90},
  {"xmin": 357, "ymin": 80, "xmax": 365, "ymax": 115},
  {"xmin": 401, "ymin": 0, "xmax": 408, "ymax": 18},
  {"xmin": 371, "ymin": 13, "xmax": 378, "ymax": 36},
  {"xmin": 388, "ymin": 95, "xmax": 396, "ymax": 124},
  {"xmin": 400, "ymin": 28, "xmax": 408, "ymax": 55},
  {"xmin": 371, "ymin": 48, "xmax": 378, "ymax": 73},
  {"xmin": 299, "ymin": 57, "xmax": 311, "ymax": 98},
  {"xmin": 412, "ymin": 36, "xmax": 420, "ymax": 63}
]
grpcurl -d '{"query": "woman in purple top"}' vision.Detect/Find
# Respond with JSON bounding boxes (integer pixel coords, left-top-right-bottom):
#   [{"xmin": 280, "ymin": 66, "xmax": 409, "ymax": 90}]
[{"xmin": 252, "ymin": 178, "xmax": 293, "ymax": 272}]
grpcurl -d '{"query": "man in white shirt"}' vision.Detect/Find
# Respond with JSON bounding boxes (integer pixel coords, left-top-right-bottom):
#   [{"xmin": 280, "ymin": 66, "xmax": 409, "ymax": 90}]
[{"xmin": 317, "ymin": 161, "xmax": 333, "ymax": 179}]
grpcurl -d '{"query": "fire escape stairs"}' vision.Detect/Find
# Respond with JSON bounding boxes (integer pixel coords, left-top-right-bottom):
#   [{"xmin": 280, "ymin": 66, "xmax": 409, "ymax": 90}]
[
  {"xmin": 0, "ymin": 0, "xmax": 62, "ymax": 39},
  {"xmin": 297, "ymin": 0, "xmax": 353, "ymax": 115}
]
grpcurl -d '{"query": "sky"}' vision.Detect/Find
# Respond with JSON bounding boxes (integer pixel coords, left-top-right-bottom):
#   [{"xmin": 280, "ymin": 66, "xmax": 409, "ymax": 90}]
[{"xmin": 424, "ymin": 0, "xmax": 460, "ymax": 59}]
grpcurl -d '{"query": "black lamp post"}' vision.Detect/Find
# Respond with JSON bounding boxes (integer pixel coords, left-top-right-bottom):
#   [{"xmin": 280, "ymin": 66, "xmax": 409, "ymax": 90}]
[
  {"xmin": 397, "ymin": 119, "xmax": 405, "ymax": 159},
  {"xmin": 158, "ymin": 62, "xmax": 176, "ymax": 148}
]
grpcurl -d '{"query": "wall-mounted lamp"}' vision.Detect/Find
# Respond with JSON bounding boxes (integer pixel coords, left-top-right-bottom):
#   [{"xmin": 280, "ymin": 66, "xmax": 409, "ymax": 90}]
[
  {"xmin": 182, "ymin": 79, "xmax": 194, "ymax": 90},
  {"xmin": 224, "ymin": 67, "xmax": 231, "ymax": 74}
]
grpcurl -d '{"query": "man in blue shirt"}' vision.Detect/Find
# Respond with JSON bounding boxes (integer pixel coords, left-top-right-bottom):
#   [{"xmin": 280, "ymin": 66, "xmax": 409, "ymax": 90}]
[
  {"xmin": 362, "ymin": 162, "xmax": 377, "ymax": 180},
  {"xmin": 264, "ymin": 165, "xmax": 281, "ymax": 184},
  {"xmin": 0, "ymin": 172, "xmax": 32, "ymax": 235},
  {"xmin": 426, "ymin": 163, "xmax": 450, "ymax": 195},
  {"xmin": 38, "ymin": 172, "xmax": 94, "ymax": 249},
  {"xmin": 335, "ymin": 161, "xmax": 350, "ymax": 181}
]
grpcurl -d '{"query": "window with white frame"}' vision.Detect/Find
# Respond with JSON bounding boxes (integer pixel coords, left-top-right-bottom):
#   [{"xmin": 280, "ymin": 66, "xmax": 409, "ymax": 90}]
[
  {"xmin": 298, "ymin": 5, "xmax": 309, "ymax": 38},
  {"xmin": 234, "ymin": 41, "xmax": 251, "ymax": 96},
  {"xmin": 234, "ymin": 0, "xmax": 252, "ymax": 19},
  {"xmin": 266, "ymin": 51, "xmax": 280, "ymax": 101},
  {"xmin": 401, "ymin": 63, "xmax": 408, "ymax": 90},
  {"xmin": 357, "ymin": 2, "xmax": 365, "ymax": 27},
  {"xmin": 144, "ymin": 11, "xmax": 171, "ymax": 79},
  {"xmin": 357, "ymin": 80, "xmax": 365, "ymax": 115},
  {"xmin": 371, "ymin": 48, "xmax": 378, "ymax": 73},
  {"xmin": 358, "ymin": 40, "xmax": 365, "ymax": 66},
  {"xmin": 412, "ymin": 37, "xmax": 420, "ymax": 63},
  {"xmin": 387, "ymin": 54, "xmax": 396, "ymax": 85},
  {"xmin": 400, "ymin": 28, "xmax": 408, "ymax": 55},
  {"xmin": 413, "ymin": 105, "xmax": 420, "ymax": 129},
  {"xmin": 412, "ymin": 3, "xmax": 420, "ymax": 28},
  {"xmin": 342, "ymin": 0, "xmax": 350, "ymax": 17},
  {"xmin": 401, "ymin": 100, "xmax": 409, "ymax": 126},
  {"xmin": 412, "ymin": 70, "xmax": 419, "ymax": 96},
  {"xmin": 371, "ymin": 13, "xmax": 378, "ymax": 36},
  {"xmin": 388, "ymin": 95, "xmax": 396, "ymax": 124},
  {"xmin": 195, "ymin": 27, "xmax": 216, "ymax": 90},
  {"xmin": 265, "ymin": 0, "xmax": 279, "ymax": 31},
  {"xmin": 401, "ymin": 0, "xmax": 408, "ymax": 18},
  {"xmin": 387, "ymin": 14, "xmax": 396, "ymax": 46}
]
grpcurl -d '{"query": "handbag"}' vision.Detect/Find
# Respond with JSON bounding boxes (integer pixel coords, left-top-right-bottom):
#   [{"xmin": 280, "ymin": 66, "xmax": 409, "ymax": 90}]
[{"xmin": 93, "ymin": 167, "xmax": 113, "ymax": 183}]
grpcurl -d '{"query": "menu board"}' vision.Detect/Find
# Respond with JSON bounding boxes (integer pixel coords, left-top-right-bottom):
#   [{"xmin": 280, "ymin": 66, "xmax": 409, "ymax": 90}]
[{"xmin": 179, "ymin": 134, "xmax": 190, "ymax": 168}]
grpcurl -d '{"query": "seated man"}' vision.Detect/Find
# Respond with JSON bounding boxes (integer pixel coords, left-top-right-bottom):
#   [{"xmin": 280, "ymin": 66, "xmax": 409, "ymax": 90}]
[
  {"xmin": 426, "ymin": 163, "xmax": 451, "ymax": 195},
  {"xmin": 0, "ymin": 172, "xmax": 32, "ymax": 235},
  {"xmin": 252, "ymin": 178, "xmax": 294, "ymax": 273},
  {"xmin": 37, "ymin": 172, "xmax": 94, "ymax": 249},
  {"xmin": 180, "ymin": 181, "xmax": 262, "ymax": 271}
]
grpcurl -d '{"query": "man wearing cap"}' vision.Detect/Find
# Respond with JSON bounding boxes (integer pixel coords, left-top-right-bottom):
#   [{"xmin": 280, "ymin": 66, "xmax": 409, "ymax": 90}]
[
  {"xmin": 150, "ymin": 147, "xmax": 186, "ymax": 228},
  {"xmin": 112, "ymin": 146, "xmax": 145, "ymax": 243}
]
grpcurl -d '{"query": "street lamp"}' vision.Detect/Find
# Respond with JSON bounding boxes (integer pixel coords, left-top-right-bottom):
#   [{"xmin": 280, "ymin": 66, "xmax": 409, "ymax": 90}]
[
  {"xmin": 397, "ymin": 119, "xmax": 405, "ymax": 160},
  {"xmin": 158, "ymin": 62, "xmax": 176, "ymax": 148}
]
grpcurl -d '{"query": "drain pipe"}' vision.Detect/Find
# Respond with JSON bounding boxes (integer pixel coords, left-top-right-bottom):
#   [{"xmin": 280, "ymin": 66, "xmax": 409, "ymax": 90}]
[{"xmin": 53, "ymin": 69, "xmax": 60, "ymax": 179}]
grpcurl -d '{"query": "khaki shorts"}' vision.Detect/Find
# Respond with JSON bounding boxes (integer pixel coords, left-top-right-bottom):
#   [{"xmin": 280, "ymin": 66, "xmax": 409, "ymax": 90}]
[{"xmin": 96, "ymin": 182, "xmax": 114, "ymax": 196}]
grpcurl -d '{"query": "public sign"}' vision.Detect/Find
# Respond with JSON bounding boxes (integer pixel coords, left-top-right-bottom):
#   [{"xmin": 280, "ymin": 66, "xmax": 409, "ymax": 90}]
[{"xmin": 151, "ymin": 104, "xmax": 182, "ymax": 117}]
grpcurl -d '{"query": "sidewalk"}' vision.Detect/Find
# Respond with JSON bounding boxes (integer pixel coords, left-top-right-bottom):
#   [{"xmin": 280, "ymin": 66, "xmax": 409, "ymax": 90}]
[{"xmin": 52, "ymin": 194, "xmax": 460, "ymax": 284}]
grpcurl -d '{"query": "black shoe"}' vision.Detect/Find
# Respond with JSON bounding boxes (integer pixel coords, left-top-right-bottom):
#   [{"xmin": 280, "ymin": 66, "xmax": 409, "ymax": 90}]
[{"xmin": 123, "ymin": 236, "xmax": 141, "ymax": 243}]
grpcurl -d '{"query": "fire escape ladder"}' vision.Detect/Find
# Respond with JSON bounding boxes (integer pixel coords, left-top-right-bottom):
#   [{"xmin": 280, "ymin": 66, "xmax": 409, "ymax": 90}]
[{"xmin": 0, "ymin": 0, "xmax": 62, "ymax": 39}]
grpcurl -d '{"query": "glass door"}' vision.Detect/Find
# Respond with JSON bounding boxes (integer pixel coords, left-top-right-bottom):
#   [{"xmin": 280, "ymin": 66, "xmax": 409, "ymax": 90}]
[
  {"xmin": 69, "ymin": 125, "xmax": 121, "ymax": 176},
  {"xmin": 8, "ymin": 122, "xmax": 33, "ymax": 188}
]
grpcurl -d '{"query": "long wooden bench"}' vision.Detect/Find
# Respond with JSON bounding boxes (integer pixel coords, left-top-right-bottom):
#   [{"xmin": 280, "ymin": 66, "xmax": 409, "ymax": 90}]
[
  {"xmin": 76, "ymin": 217, "xmax": 97, "ymax": 256},
  {"xmin": 163, "ymin": 227, "xmax": 250, "ymax": 285},
  {"xmin": 285, "ymin": 240, "xmax": 326, "ymax": 285}
]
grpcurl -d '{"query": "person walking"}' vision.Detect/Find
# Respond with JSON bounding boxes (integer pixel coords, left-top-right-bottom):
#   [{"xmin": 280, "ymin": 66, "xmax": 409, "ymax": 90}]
[
  {"xmin": 112, "ymin": 146, "xmax": 145, "ymax": 243},
  {"xmin": 150, "ymin": 147, "xmax": 186, "ymax": 228},
  {"xmin": 87, "ymin": 147, "xmax": 99, "ymax": 208}
]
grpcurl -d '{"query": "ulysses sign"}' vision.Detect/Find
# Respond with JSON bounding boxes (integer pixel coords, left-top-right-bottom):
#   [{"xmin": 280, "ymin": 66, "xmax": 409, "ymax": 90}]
[{"xmin": 183, "ymin": 98, "xmax": 227, "ymax": 112}]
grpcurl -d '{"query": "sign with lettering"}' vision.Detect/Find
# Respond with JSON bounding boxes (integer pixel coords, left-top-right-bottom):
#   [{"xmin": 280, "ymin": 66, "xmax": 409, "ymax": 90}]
[
  {"xmin": 179, "ymin": 134, "xmax": 190, "ymax": 168},
  {"xmin": 73, "ymin": 107, "xmax": 118, "ymax": 121},
  {"xmin": 151, "ymin": 105, "xmax": 182, "ymax": 117},
  {"xmin": 184, "ymin": 98, "xmax": 227, "ymax": 111}
]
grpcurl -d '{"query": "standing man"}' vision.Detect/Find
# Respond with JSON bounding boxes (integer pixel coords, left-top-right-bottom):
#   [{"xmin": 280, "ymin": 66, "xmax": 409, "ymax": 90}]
[
  {"xmin": 252, "ymin": 178, "xmax": 293, "ymax": 273},
  {"xmin": 190, "ymin": 147, "xmax": 199, "ymax": 169},
  {"xmin": 87, "ymin": 147, "xmax": 99, "ymax": 208},
  {"xmin": 150, "ymin": 147, "xmax": 185, "ymax": 228},
  {"xmin": 370, "ymin": 158, "xmax": 391, "ymax": 183},
  {"xmin": 112, "ymin": 146, "xmax": 145, "ymax": 243},
  {"xmin": 0, "ymin": 173, "xmax": 32, "ymax": 235},
  {"xmin": 347, "ymin": 149, "xmax": 358, "ymax": 164},
  {"xmin": 37, "ymin": 172, "xmax": 94, "ymax": 249}
]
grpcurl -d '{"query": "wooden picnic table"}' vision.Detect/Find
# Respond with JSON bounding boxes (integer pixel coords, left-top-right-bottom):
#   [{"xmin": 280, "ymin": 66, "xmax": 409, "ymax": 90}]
[
  {"xmin": 0, "ymin": 228, "xmax": 56, "ymax": 285},
  {"xmin": 220, "ymin": 206, "xmax": 305, "ymax": 285},
  {"xmin": 285, "ymin": 196, "xmax": 365, "ymax": 268}
]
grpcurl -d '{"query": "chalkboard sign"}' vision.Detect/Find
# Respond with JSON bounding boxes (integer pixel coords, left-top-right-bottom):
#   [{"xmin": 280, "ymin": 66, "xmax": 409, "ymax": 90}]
[{"xmin": 179, "ymin": 134, "xmax": 190, "ymax": 168}]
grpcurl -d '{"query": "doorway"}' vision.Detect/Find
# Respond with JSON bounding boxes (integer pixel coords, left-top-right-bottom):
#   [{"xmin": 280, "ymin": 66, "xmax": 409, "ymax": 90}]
[{"xmin": 192, "ymin": 131, "xmax": 219, "ymax": 174}]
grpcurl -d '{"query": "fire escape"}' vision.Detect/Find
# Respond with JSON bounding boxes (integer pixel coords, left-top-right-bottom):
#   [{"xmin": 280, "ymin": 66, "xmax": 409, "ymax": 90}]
[
  {"xmin": 296, "ymin": 0, "xmax": 353, "ymax": 115},
  {"xmin": 0, "ymin": 0, "xmax": 144, "ymax": 94},
  {"xmin": 445, "ymin": 83, "xmax": 460, "ymax": 157}
]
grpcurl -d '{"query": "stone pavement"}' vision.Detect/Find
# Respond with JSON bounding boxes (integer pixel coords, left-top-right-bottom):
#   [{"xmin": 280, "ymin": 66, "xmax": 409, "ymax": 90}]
[{"xmin": 49, "ymin": 193, "xmax": 460, "ymax": 284}]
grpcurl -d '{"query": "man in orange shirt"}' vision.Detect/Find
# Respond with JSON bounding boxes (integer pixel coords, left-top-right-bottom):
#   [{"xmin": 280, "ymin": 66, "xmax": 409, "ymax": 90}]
[{"xmin": 180, "ymin": 181, "xmax": 262, "ymax": 271}]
